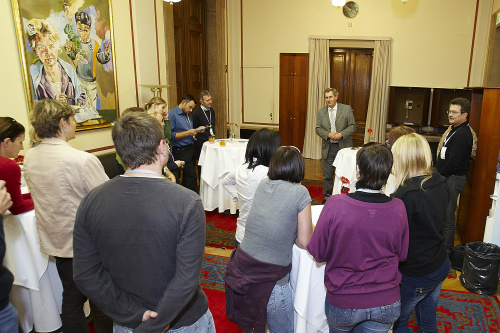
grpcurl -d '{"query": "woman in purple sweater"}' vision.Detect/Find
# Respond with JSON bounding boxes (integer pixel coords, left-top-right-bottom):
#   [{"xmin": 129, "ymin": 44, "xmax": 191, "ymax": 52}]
[{"xmin": 307, "ymin": 143, "xmax": 409, "ymax": 332}]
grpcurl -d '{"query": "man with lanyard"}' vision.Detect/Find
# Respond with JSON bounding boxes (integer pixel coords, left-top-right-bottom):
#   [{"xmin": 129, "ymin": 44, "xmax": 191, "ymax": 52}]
[
  {"xmin": 169, "ymin": 94, "xmax": 204, "ymax": 193},
  {"xmin": 192, "ymin": 90, "xmax": 215, "ymax": 179},
  {"xmin": 315, "ymin": 88, "xmax": 356, "ymax": 203},
  {"xmin": 436, "ymin": 97, "xmax": 473, "ymax": 255}
]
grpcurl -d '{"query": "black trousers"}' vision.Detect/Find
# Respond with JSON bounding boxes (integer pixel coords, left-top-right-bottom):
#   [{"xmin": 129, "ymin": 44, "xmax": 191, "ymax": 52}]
[
  {"xmin": 55, "ymin": 257, "xmax": 113, "ymax": 333},
  {"xmin": 172, "ymin": 144, "xmax": 198, "ymax": 193}
]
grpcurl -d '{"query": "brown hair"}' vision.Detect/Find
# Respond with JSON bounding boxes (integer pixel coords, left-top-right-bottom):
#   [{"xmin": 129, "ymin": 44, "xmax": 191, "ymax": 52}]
[
  {"xmin": 112, "ymin": 111, "xmax": 164, "ymax": 169},
  {"xmin": 268, "ymin": 146, "xmax": 305, "ymax": 183},
  {"xmin": 387, "ymin": 125, "xmax": 415, "ymax": 149},
  {"xmin": 30, "ymin": 99, "xmax": 75, "ymax": 139},
  {"xmin": 324, "ymin": 88, "xmax": 339, "ymax": 96},
  {"xmin": 450, "ymin": 98, "xmax": 471, "ymax": 115},
  {"xmin": 0, "ymin": 118, "xmax": 25, "ymax": 143}
]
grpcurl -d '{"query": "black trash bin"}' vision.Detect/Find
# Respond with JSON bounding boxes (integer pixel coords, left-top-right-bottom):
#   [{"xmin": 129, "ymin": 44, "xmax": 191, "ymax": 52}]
[{"xmin": 459, "ymin": 241, "xmax": 500, "ymax": 295}]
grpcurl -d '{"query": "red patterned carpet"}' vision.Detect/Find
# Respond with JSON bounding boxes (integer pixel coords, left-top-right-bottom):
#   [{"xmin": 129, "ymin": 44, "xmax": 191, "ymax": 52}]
[
  {"xmin": 200, "ymin": 253, "xmax": 241, "ymax": 332},
  {"xmin": 200, "ymin": 255, "xmax": 500, "ymax": 333}
]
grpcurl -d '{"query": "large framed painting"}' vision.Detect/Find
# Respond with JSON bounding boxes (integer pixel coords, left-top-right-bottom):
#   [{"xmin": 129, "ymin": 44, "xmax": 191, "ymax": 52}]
[{"xmin": 11, "ymin": 0, "xmax": 119, "ymax": 131}]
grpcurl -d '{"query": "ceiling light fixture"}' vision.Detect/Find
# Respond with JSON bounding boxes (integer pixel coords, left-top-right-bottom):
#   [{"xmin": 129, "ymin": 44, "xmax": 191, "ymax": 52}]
[
  {"xmin": 332, "ymin": 0, "xmax": 347, "ymax": 7},
  {"xmin": 400, "ymin": 0, "xmax": 410, "ymax": 3},
  {"xmin": 164, "ymin": 0, "xmax": 181, "ymax": 4}
]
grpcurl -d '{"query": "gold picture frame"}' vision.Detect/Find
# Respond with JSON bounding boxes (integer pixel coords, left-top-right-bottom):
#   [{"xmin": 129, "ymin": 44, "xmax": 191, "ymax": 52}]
[{"xmin": 11, "ymin": 0, "xmax": 119, "ymax": 131}]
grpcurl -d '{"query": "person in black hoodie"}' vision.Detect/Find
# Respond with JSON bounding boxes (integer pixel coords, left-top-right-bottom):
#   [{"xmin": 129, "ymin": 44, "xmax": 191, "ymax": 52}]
[
  {"xmin": 391, "ymin": 133, "xmax": 451, "ymax": 333},
  {"xmin": 0, "ymin": 180, "xmax": 16, "ymax": 332}
]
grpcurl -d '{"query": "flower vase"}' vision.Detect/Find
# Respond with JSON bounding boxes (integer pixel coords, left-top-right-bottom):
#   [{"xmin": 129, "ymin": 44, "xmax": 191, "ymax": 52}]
[{"xmin": 230, "ymin": 133, "xmax": 234, "ymax": 143}]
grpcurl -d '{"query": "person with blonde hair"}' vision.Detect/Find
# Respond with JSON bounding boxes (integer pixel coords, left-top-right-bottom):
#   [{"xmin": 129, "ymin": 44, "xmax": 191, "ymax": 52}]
[
  {"xmin": 24, "ymin": 99, "xmax": 112, "ymax": 333},
  {"xmin": 143, "ymin": 96, "xmax": 168, "ymax": 127},
  {"xmin": 27, "ymin": 18, "xmax": 86, "ymax": 106},
  {"xmin": 391, "ymin": 133, "xmax": 451, "ymax": 333}
]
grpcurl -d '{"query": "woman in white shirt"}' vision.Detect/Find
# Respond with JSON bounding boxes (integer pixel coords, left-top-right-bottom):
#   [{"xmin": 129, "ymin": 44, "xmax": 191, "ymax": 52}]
[{"xmin": 222, "ymin": 128, "xmax": 281, "ymax": 247}]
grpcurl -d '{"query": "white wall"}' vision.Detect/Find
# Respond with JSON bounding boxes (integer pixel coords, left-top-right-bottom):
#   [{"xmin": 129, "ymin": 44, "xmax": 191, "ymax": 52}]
[
  {"xmin": 2, "ymin": 0, "xmax": 169, "ymax": 153},
  {"xmin": 228, "ymin": 0, "xmax": 494, "ymax": 127}
]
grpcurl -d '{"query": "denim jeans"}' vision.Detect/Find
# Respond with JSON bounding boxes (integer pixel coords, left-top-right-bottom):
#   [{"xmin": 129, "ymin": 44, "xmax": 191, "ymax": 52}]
[
  {"xmin": 392, "ymin": 281, "xmax": 443, "ymax": 333},
  {"xmin": 325, "ymin": 299, "xmax": 401, "ymax": 332},
  {"xmin": 443, "ymin": 175, "xmax": 467, "ymax": 253},
  {"xmin": 267, "ymin": 282, "xmax": 294, "ymax": 333},
  {"xmin": 113, "ymin": 309, "xmax": 216, "ymax": 333},
  {"xmin": 0, "ymin": 303, "xmax": 19, "ymax": 333}
]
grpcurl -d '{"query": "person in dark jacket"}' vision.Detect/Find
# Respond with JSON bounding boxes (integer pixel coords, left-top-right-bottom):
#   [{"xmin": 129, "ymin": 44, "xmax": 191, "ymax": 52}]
[
  {"xmin": 391, "ymin": 133, "xmax": 451, "ymax": 333},
  {"xmin": 436, "ymin": 98, "xmax": 473, "ymax": 254},
  {"xmin": 0, "ymin": 180, "xmax": 16, "ymax": 333}
]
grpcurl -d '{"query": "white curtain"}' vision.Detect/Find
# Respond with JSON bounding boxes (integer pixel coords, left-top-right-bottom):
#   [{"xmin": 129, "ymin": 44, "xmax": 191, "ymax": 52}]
[
  {"xmin": 364, "ymin": 40, "xmax": 391, "ymax": 144},
  {"xmin": 302, "ymin": 38, "xmax": 330, "ymax": 159}
]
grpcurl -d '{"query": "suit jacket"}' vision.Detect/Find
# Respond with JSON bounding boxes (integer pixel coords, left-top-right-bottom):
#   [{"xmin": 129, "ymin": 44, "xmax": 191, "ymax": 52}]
[
  {"xmin": 315, "ymin": 103, "xmax": 356, "ymax": 159},
  {"xmin": 192, "ymin": 106, "xmax": 216, "ymax": 148}
]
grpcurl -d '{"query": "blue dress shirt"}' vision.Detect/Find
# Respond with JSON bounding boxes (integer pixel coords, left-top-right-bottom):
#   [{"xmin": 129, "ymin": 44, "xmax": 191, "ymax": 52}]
[{"xmin": 169, "ymin": 106, "xmax": 195, "ymax": 147}]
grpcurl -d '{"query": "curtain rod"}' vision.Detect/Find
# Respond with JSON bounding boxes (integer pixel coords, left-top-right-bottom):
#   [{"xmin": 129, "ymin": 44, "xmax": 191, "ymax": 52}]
[{"xmin": 309, "ymin": 35, "xmax": 391, "ymax": 41}]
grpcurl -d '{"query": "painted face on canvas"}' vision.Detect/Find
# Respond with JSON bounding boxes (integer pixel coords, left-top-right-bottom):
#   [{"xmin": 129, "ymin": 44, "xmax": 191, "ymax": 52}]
[{"xmin": 35, "ymin": 34, "xmax": 59, "ymax": 67}]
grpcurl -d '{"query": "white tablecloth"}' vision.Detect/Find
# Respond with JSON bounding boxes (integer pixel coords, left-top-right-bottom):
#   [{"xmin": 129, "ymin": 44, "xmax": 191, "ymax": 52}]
[
  {"xmin": 198, "ymin": 139, "xmax": 248, "ymax": 213},
  {"xmin": 332, "ymin": 147, "xmax": 359, "ymax": 195},
  {"xmin": 3, "ymin": 209, "xmax": 63, "ymax": 332},
  {"xmin": 290, "ymin": 205, "xmax": 328, "ymax": 332}
]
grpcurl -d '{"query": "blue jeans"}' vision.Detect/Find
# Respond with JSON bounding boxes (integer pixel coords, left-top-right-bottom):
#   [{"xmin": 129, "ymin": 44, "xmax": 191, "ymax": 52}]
[
  {"xmin": 325, "ymin": 299, "xmax": 401, "ymax": 332},
  {"xmin": 267, "ymin": 282, "xmax": 294, "ymax": 333},
  {"xmin": 0, "ymin": 303, "xmax": 18, "ymax": 333},
  {"xmin": 113, "ymin": 309, "xmax": 215, "ymax": 333},
  {"xmin": 392, "ymin": 281, "xmax": 443, "ymax": 333}
]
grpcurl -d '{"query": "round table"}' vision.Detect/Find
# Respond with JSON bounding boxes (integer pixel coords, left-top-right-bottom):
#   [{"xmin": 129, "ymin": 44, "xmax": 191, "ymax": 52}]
[{"xmin": 198, "ymin": 139, "xmax": 248, "ymax": 213}]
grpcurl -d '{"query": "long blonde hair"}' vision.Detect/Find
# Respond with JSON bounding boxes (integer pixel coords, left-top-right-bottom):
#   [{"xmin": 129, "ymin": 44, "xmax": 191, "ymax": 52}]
[
  {"xmin": 391, "ymin": 133, "xmax": 433, "ymax": 190},
  {"xmin": 142, "ymin": 97, "xmax": 166, "ymax": 123}
]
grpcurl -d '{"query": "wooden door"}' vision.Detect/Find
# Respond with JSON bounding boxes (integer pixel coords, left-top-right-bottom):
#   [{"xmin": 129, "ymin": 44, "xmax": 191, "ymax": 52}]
[
  {"xmin": 173, "ymin": 0, "xmax": 206, "ymax": 103},
  {"xmin": 330, "ymin": 49, "xmax": 373, "ymax": 147},
  {"xmin": 279, "ymin": 53, "xmax": 308, "ymax": 151}
]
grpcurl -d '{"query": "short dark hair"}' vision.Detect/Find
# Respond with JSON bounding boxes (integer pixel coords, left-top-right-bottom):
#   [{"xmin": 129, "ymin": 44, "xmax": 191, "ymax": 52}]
[
  {"xmin": 75, "ymin": 11, "xmax": 91, "ymax": 27},
  {"xmin": 112, "ymin": 112, "xmax": 164, "ymax": 169},
  {"xmin": 268, "ymin": 146, "xmax": 304, "ymax": 183},
  {"xmin": 30, "ymin": 99, "xmax": 75, "ymax": 139},
  {"xmin": 356, "ymin": 143, "xmax": 393, "ymax": 190},
  {"xmin": 0, "ymin": 117, "xmax": 25, "ymax": 143},
  {"xmin": 245, "ymin": 128, "xmax": 281, "ymax": 169},
  {"xmin": 450, "ymin": 98, "xmax": 471, "ymax": 114},
  {"xmin": 181, "ymin": 94, "xmax": 196, "ymax": 104},
  {"xmin": 199, "ymin": 90, "xmax": 211, "ymax": 100}
]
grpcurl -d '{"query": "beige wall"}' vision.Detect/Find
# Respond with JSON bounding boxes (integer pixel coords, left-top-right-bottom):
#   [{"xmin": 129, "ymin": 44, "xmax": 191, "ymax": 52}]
[
  {"xmin": 2, "ymin": 0, "xmax": 169, "ymax": 154},
  {"xmin": 229, "ymin": 0, "xmax": 494, "ymax": 127}
]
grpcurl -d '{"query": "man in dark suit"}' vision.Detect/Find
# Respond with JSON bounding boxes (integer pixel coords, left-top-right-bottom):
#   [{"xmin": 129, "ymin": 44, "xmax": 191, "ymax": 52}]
[
  {"xmin": 315, "ymin": 88, "xmax": 356, "ymax": 201},
  {"xmin": 192, "ymin": 90, "xmax": 215, "ymax": 179}
]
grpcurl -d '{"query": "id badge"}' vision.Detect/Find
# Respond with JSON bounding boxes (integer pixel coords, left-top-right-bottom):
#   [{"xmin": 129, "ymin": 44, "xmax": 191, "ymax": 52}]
[
  {"xmin": 440, "ymin": 146, "xmax": 447, "ymax": 159},
  {"xmin": 210, "ymin": 128, "xmax": 214, "ymax": 136}
]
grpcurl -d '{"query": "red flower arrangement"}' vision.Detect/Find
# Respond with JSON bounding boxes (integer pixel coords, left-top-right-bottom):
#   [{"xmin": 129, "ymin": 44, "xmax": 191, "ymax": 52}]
[
  {"xmin": 14, "ymin": 155, "xmax": 24, "ymax": 165},
  {"xmin": 367, "ymin": 128, "xmax": 374, "ymax": 142},
  {"xmin": 340, "ymin": 176, "xmax": 350, "ymax": 194}
]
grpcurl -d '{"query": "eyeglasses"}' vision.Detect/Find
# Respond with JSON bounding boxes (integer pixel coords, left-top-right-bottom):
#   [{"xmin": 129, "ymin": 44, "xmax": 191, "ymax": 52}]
[{"xmin": 446, "ymin": 110, "xmax": 462, "ymax": 115}]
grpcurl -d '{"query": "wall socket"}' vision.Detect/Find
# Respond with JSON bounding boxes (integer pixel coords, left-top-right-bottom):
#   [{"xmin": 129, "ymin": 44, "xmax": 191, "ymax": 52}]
[{"xmin": 348, "ymin": 22, "xmax": 352, "ymax": 27}]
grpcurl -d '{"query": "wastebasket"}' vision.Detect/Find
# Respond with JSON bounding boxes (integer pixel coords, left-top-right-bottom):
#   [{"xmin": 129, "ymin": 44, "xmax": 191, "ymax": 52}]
[{"xmin": 459, "ymin": 241, "xmax": 500, "ymax": 295}]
